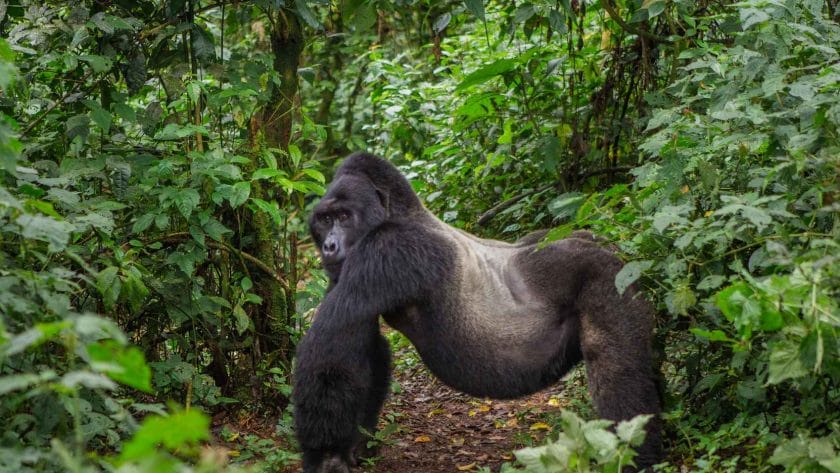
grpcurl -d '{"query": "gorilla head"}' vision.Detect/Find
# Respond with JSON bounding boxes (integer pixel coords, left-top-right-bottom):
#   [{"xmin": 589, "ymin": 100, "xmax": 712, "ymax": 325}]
[
  {"xmin": 309, "ymin": 173, "xmax": 389, "ymax": 281},
  {"xmin": 294, "ymin": 152, "xmax": 662, "ymax": 472}
]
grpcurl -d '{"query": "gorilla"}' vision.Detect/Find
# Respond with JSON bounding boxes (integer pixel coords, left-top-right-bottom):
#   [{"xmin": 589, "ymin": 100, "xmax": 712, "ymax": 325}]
[{"xmin": 293, "ymin": 152, "xmax": 662, "ymax": 472}]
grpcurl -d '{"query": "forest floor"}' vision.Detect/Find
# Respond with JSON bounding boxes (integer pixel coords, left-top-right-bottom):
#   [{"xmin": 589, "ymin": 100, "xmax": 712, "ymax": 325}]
[
  {"xmin": 366, "ymin": 361, "xmax": 580, "ymax": 473},
  {"xmin": 214, "ymin": 341, "xmax": 591, "ymax": 473},
  {"xmin": 350, "ymin": 335, "xmax": 597, "ymax": 473}
]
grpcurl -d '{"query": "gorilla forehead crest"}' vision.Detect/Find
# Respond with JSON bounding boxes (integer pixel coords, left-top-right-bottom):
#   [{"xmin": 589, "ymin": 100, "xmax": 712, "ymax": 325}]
[{"xmin": 294, "ymin": 152, "xmax": 663, "ymax": 473}]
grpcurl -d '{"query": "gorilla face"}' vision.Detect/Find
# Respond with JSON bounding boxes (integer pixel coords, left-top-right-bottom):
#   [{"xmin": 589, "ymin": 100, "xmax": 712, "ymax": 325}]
[{"xmin": 310, "ymin": 174, "xmax": 387, "ymax": 278}]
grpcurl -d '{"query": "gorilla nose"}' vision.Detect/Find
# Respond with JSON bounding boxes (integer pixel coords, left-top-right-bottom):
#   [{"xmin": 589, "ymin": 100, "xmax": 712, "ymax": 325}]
[{"xmin": 322, "ymin": 241, "xmax": 338, "ymax": 257}]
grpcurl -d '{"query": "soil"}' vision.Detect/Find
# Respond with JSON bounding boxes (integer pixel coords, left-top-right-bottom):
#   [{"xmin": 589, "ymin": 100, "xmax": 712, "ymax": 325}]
[
  {"xmin": 365, "ymin": 359, "xmax": 582, "ymax": 473},
  {"xmin": 212, "ymin": 346, "xmax": 587, "ymax": 473}
]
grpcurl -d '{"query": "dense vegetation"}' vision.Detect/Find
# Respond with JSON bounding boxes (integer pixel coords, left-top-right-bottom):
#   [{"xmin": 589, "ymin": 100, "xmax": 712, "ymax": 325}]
[{"xmin": 0, "ymin": 0, "xmax": 837, "ymax": 471}]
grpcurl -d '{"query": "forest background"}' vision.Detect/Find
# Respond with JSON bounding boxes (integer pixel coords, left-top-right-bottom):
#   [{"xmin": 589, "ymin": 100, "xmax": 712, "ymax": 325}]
[{"xmin": 0, "ymin": 0, "xmax": 838, "ymax": 472}]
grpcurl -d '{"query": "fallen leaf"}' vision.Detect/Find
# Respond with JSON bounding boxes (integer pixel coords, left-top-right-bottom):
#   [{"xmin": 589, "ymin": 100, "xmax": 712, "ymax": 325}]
[
  {"xmin": 478, "ymin": 405, "xmax": 490, "ymax": 412},
  {"xmin": 547, "ymin": 397, "xmax": 561, "ymax": 407},
  {"xmin": 529, "ymin": 422, "xmax": 551, "ymax": 431},
  {"xmin": 414, "ymin": 435, "xmax": 432, "ymax": 443},
  {"xmin": 427, "ymin": 408, "xmax": 446, "ymax": 417},
  {"xmin": 505, "ymin": 418, "xmax": 519, "ymax": 428},
  {"xmin": 457, "ymin": 462, "xmax": 477, "ymax": 471},
  {"xmin": 451, "ymin": 437, "xmax": 465, "ymax": 446}
]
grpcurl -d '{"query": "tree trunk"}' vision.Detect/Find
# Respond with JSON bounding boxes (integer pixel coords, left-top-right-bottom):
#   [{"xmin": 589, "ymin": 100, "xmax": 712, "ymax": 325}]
[{"xmin": 248, "ymin": 9, "xmax": 304, "ymax": 373}]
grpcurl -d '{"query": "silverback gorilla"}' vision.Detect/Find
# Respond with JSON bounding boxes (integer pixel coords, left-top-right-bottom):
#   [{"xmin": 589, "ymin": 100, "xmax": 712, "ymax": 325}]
[{"xmin": 293, "ymin": 153, "xmax": 662, "ymax": 472}]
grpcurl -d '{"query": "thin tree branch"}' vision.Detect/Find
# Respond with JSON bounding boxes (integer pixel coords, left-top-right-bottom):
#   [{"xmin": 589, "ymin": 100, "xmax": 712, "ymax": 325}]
[
  {"xmin": 128, "ymin": 232, "xmax": 290, "ymax": 290},
  {"xmin": 602, "ymin": 0, "xmax": 671, "ymax": 44},
  {"xmin": 476, "ymin": 167, "xmax": 632, "ymax": 227}
]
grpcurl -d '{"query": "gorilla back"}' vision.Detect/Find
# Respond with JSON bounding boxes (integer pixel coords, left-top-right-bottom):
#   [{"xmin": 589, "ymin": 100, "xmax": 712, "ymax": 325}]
[{"xmin": 294, "ymin": 152, "xmax": 662, "ymax": 472}]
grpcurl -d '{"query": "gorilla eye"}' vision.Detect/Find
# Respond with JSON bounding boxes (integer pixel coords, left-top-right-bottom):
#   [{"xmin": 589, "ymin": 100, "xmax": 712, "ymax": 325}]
[
  {"xmin": 319, "ymin": 214, "xmax": 333, "ymax": 224},
  {"xmin": 337, "ymin": 211, "xmax": 350, "ymax": 222}
]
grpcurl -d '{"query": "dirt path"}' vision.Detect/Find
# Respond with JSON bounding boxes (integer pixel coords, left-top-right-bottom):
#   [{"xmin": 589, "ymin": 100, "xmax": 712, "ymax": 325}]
[{"xmin": 367, "ymin": 361, "xmax": 582, "ymax": 473}]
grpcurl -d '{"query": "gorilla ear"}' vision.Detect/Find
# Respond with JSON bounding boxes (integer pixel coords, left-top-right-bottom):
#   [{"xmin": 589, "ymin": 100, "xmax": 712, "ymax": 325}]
[{"xmin": 374, "ymin": 187, "xmax": 390, "ymax": 217}]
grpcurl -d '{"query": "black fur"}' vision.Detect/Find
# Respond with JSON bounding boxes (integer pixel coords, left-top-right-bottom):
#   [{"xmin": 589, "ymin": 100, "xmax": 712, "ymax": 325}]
[{"xmin": 294, "ymin": 153, "xmax": 662, "ymax": 472}]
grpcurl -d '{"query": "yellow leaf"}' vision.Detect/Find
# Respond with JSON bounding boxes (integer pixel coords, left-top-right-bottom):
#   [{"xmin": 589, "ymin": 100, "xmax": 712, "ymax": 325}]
[
  {"xmin": 478, "ymin": 405, "xmax": 490, "ymax": 412},
  {"xmin": 547, "ymin": 397, "xmax": 561, "ymax": 407},
  {"xmin": 501, "ymin": 454, "xmax": 513, "ymax": 460},
  {"xmin": 414, "ymin": 435, "xmax": 432, "ymax": 443},
  {"xmin": 506, "ymin": 418, "xmax": 519, "ymax": 428},
  {"xmin": 681, "ymin": 185, "xmax": 690, "ymax": 194},
  {"xmin": 468, "ymin": 410, "xmax": 477, "ymax": 417},
  {"xmin": 427, "ymin": 409, "xmax": 446, "ymax": 417},
  {"xmin": 228, "ymin": 450, "xmax": 240, "ymax": 457},
  {"xmin": 457, "ymin": 462, "xmax": 477, "ymax": 471},
  {"xmin": 529, "ymin": 422, "xmax": 551, "ymax": 431},
  {"xmin": 704, "ymin": 210, "xmax": 714, "ymax": 217}
]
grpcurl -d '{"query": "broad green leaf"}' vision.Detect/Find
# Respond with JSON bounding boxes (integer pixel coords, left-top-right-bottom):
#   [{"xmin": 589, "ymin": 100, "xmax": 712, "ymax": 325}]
[
  {"xmin": 66, "ymin": 114, "xmax": 91, "ymax": 141},
  {"xmin": 233, "ymin": 306, "xmax": 250, "ymax": 335},
  {"xmin": 132, "ymin": 213, "xmax": 155, "ymax": 234},
  {"xmin": 191, "ymin": 25, "xmax": 216, "ymax": 65},
  {"xmin": 0, "ymin": 371, "xmax": 57, "ymax": 395},
  {"xmin": 456, "ymin": 58, "xmax": 517, "ymax": 92},
  {"xmin": 96, "ymin": 266, "xmax": 122, "ymax": 308},
  {"xmin": 16, "ymin": 214, "xmax": 73, "ymax": 252},
  {"xmin": 690, "ymin": 328, "xmax": 734, "ymax": 343},
  {"xmin": 120, "ymin": 409, "xmax": 210, "ymax": 461},
  {"xmin": 615, "ymin": 260, "xmax": 653, "ymax": 295},
  {"xmin": 464, "ymin": 0, "xmax": 485, "ymax": 22},
  {"xmin": 61, "ymin": 370, "xmax": 117, "ymax": 390},
  {"xmin": 295, "ymin": 0, "xmax": 321, "ymax": 29},
  {"xmin": 616, "ymin": 414, "xmax": 651, "ymax": 446},
  {"xmin": 173, "ymin": 189, "xmax": 200, "ymax": 219},
  {"xmin": 768, "ymin": 340, "xmax": 808, "ymax": 384},
  {"xmin": 79, "ymin": 54, "xmax": 113, "ymax": 73},
  {"xmin": 433, "ymin": 13, "xmax": 451, "ymax": 34},
  {"xmin": 88, "ymin": 341, "xmax": 152, "ymax": 392},
  {"xmin": 229, "ymin": 182, "xmax": 250, "ymax": 208}
]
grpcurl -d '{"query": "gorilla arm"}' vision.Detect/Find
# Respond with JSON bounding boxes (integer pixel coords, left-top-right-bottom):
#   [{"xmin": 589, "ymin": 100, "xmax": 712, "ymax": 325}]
[{"xmin": 293, "ymin": 222, "xmax": 449, "ymax": 471}]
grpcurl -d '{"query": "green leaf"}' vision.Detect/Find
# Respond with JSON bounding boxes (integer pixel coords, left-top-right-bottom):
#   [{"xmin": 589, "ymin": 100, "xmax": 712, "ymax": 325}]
[
  {"xmin": 202, "ymin": 218, "xmax": 229, "ymax": 242},
  {"xmin": 615, "ymin": 260, "xmax": 653, "ymax": 295},
  {"xmin": 79, "ymin": 54, "xmax": 112, "ymax": 73},
  {"xmin": 120, "ymin": 409, "xmax": 210, "ymax": 461},
  {"xmin": 174, "ymin": 189, "xmax": 200, "ymax": 219},
  {"xmin": 0, "ymin": 371, "xmax": 57, "ymax": 395},
  {"xmin": 132, "ymin": 213, "xmax": 155, "ymax": 234},
  {"xmin": 433, "ymin": 13, "xmax": 451, "ymax": 34},
  {"xmin": 88, "ymin": 341, "xmax": 152, "ymax": 392},
  {"xmin": 295, "ymin": 0, "xmax": 321, "ymax": 29},
  {"xmin": 616, "ymin": 414, "xmax": 651, "ymax": 447},
  {"xmin": 190, "ymin": 26, "xmax": 216, "ymax": 66},
  {"xmin": 96, "ymin": 266, "xmax": 122, "ymax": 308},
  {"xmin": 61, "ymin": 370, "xmax": 117, "ymax": 390},
  {"xmin": 456, "ymin": 58, "xmax": 517, "ymax": 92},
  {"xmin": 66, "ymin": 114, "xmax": 91, "ymax": 141},
  {"xmin": 768, "ymin": 340, "xmax": 808, "ymax": 384},
  {"xmin": 690, "ymin": 328, "xmax": 734, "ymax": 343},
  {"xmin": 464, "ymin": 0, "xmax": 485, "ymax": 22},
  {"xmin": 233, "ymin": 306, "xmax": 250, "ymax": 335},
  {"xmin": 229, "ymin": 182, "xmax": 250, "ymax": 208},
  {"xmin": 16, "ymin": 214, "xmax": 73, "ymax": 252},
  {"xmin": 642, "ymin": 0, "xmax": 666, "ymax": 19},
  {"xmin": 667, "ymin": 284, "xmax": 697, "ymax": 316}
]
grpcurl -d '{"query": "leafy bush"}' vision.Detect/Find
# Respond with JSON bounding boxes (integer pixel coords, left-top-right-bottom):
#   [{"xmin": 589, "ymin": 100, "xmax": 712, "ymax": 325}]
[{"xmin": 514, "ymin": 411, "xmax": 650, "ymax": 473}]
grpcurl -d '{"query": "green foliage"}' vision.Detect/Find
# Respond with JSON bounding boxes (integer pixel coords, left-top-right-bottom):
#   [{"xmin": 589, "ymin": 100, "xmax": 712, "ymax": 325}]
[
  {"xmin": 1, "ymin": 0, "xmax": 839, "ymax": 471},
  {"xmin": 513, "ymin": 411, "xmax": 650, "ymax": 472}
]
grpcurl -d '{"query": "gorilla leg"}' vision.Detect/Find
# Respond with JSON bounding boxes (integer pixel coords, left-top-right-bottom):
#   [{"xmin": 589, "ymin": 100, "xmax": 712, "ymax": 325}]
[
  {"xmin": 353, "ymin": 330, "xmax": 391, "ymax": 463},
  {"xmin": 576, "ymin": 250, "xmax": 662, "ymax": 469}
]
